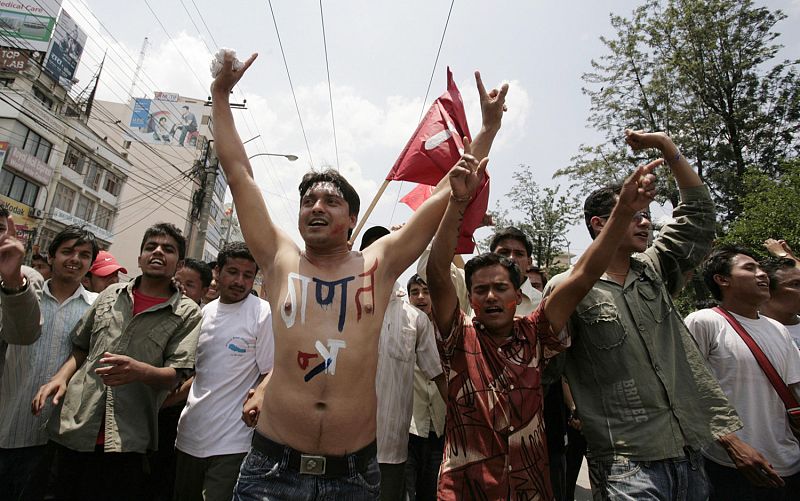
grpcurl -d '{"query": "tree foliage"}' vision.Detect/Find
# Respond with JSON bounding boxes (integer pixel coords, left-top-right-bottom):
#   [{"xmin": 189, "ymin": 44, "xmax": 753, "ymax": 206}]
[
  {"xmin": 556, "ymin": 0, "xmax": 800, "ymax": 225},
  {"xmin": 488, "ymin": 165, "xmax": 578, "ymax": 273},
  {"xmin": 719, "ymin": 158, "xmax": 800, "ymax": 255}
]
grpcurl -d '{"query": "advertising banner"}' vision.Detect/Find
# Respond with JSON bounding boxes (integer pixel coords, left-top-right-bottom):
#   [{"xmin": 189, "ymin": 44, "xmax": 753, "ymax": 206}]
[
  {"xmin": 0, "ymin": 0, "xmax": 62, "ymax": 53},
  {"xmin": 0, "ymin": 194, "xmax": 38, "ymax": 248},
  {"xmin": 43, "ymin": 9, "xmax": 86, "ymax": 89},
  {"xmin": 4, "ymin": 145, "xmax": 54, "ymax": 185},
  {"xmin": 0, "ymin": 47, "xmax": 30, "ymax": 71},
  {"xmin": 127, "ymin": 97, "xmax": 209, "ymax": 148}
]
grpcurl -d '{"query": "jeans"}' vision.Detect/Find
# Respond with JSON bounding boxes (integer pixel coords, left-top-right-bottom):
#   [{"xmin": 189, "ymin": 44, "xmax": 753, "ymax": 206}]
[
  {"xmin": 233, "ymin": 446, "xmax": 380, "ymax": 500},
  {"xmin": 705, "ymin": 458, "xmax": 800, "ymax": 501},
  {"xmin": 0, "ymin": 445, "xmax": 47, "ymax": 501},
  {"xmin": 588, "ymin": 448, "xmax": 709, "ymax": 501},
  {"xmin": 404, "ymin": 433, "xmax": 443, "ymax": 501}
]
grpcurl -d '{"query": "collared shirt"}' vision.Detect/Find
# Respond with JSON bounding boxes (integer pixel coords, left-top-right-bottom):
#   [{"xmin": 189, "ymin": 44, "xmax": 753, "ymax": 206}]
[
  {"xmin": 409, "ymin": 363, "xmax": 446, "ymax": 439},
  {"xmin": 376, "ymin": 283, "xmax": 442, "ymax": 464},
  {"xmin": 548, "ymin": 185, "xmax": 741, "ymax": 461},
  {"xmin": 437, "ymin": 302, "xmax": 567, "ymax": 501},
  {"xmin": 48, "ymin": 277, "xmax": 201, "ymax": 453},
  {"xmin": 0, "ymin": 282, "xmax": 96, "ymax": 448},
  {"xmin": 518, "ymin": 279, "xmax": 542, "ymax": 317}
]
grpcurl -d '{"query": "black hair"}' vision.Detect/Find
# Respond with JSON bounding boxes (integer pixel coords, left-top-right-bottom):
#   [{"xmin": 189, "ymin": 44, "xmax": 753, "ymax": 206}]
[
  {"xmin": 48, "ymin": 225, "xmax": 99, "ymax": 262},
  {"xmin": 217, "ymin": 241, "xmax": 258, "ymax": 272},
  {"xmin": 206, "ymin": 260, "xmax": 217, "ymax": 270},
  {"xmin": 298, "ymin": 169, "xmax": 361, "ymax": 218},
  {"xmin": 140, "ymin": 222, "xmax": 186, "ymax": 260},
  {"xmin": 31, "ymin": 253, "xmax": 49, "ymax": 264},
  {"xmin": 583, "ymin": 183, "xmax": 623, "ymax": 239},
  {"xmin": 181, "ymin": 258, "xmax": 213, "ymax": 288},
  {"xmin": 489, "ymin": 227, "xmax": 533, "ymax": 258},
  {"xmin": 701, "ymin": 245, "xmax": 758, "ymax": 301},
  {"xmin": 464, "ymin": 252, "xmax": 523, "ymax": 292},
  {"xmin": 0, "ymin": 206, "xmax": 9, "ymax": 218},
  {"xmin": 760, "ymin": 256, "xmax": 797, "ymax": 292},
  {"xmin": 407, "ymin": 273, "xmax": 428, "ymax": 292},
  {"xmin": 527, "ymin": 265, "xmax": 548, "ymax": 286}
]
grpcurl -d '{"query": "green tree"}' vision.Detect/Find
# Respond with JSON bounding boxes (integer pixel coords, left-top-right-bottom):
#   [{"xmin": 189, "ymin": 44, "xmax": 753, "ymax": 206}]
[
  {"xmin": 719, "ymin": 158, "xmax": 800, "ymax": 254},
  {"xmin": 556, "ymin": 0, "xmax": 800, "ymax": 225},
  {"xmin": 487, "ymin": 165, "xmax": 578, "ymax": 273}
]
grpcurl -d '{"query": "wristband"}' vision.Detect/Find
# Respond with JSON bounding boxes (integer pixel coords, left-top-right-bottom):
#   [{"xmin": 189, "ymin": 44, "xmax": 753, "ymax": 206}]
[
  {"xmin": 0, "ymin": 276, "xmax": 28, "ymax": 294},
  {"xmin": 450, "ymin": 193, "xmax": 472, "ymax": 204}
]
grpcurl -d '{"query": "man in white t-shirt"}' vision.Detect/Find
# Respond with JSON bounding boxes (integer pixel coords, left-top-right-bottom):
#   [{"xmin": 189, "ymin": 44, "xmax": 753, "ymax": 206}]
[
  {"xmin": 759, "ymin": 256, "xmax": 800, "ymax": 349},
  {"xmin": 174, "ymin": 242, "xmax": 274, "ymax": 501},
  {"xmin": 685, "ymin": 245, "xmax": 800, "ymax": 500}
]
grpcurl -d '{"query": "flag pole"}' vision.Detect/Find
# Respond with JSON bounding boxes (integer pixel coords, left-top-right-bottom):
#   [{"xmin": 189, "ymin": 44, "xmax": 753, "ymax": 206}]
[{"xmin": 349, "ymin": 179, "xmax": 391, "ymax": 247}]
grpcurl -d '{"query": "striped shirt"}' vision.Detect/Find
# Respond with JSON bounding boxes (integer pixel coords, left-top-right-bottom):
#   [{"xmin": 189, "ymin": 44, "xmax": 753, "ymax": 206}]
[{"xmin": 0, "ymin": 282, "xmax": 96, "ymax": 448}]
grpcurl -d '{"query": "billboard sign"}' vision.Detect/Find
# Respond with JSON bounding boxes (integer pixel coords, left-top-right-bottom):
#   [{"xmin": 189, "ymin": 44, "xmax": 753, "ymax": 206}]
[
  {"xmin": 43, "ymin": 9, "xmax": 86, "ymax": 89},
  {"xmin": 0, "ymin": 0, "xmax": 62, "ymax": 53},
  {"xmin": 0, "ymin": 47, "xmax": 30, "ymax": 71},
  {"xmin": 127, "ymin": 97, "xmax": 209, "ymax": 148},
  {"xmin": 4, "ymin": 145, "xmax": 54, "ymax": 185}
]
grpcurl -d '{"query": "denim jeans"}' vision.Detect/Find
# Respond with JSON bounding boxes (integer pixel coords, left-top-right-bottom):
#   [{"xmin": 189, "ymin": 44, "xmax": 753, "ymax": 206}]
[
  {"xmin": 588, "ymin": 449, "xmax": 709, "ymax": 501},
  {"xmin": 233, "ymin": 446, "xmax": 380, "ymax": 500},
  {"xmin": 404, "ymin": 433, "xmax": 443, "ymax": 501}
]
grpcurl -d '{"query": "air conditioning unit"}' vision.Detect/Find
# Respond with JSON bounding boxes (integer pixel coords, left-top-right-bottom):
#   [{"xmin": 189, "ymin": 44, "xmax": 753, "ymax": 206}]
[{"xmin": 29, "ymin": 208, "xmax": 45, "ymax": 219}]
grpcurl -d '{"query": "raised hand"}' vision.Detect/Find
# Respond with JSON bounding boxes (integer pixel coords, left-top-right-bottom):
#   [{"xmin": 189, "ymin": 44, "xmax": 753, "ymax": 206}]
[
  {"xmin": 0, "ymin": 216, "xmax": 25, "ymax": 286},
  {"xmin": 475, "ymin": 71, "xmax": 509, "ymax": 131},
  {"xmin": 624, "ymin": 129, "xmax": 671, "ymax": 152},
  {"xmin": 617, "ymin": 159, "xmax": 660, "ymax": 213},
  {"xmin": 210, "ymin": 51, "xmax": 258, "ymax": 96},
  {"xmin": 448, "ymin": 137, "xmax": 488, "ymax": 203}
]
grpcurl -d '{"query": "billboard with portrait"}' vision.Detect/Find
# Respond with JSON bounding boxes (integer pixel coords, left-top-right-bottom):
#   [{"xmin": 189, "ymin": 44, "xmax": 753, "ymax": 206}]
[
  {"xmin": 43, "ymin": 10, "xmax": 86, "ymax": 89},
  {"xmin": 127, "ymin": 96, "xmax": 210, "ymax": 148},
  {"xmin": 0, "ymin": 0, "xmax": 62, "ymax": 53}
]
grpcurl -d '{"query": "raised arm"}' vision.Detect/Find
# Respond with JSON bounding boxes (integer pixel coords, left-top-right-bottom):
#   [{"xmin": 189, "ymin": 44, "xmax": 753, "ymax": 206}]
[
  {"xmin": 0, "ymin": 217, "xmax": 42, "ymax": 344},
  {"xmin": 426, "ymin": 143, "xmax": 488, "ymax": 334},
  {"xmin": 210, "ymin": 52, "xmax": 297, "ymax": 266},
  {"xmin": 543, "ymin": 160, "xmax": 659, "ymax": 333},
  {"xmin": 377, "ymin": 72, "xmax": 508, "ymax": 277},
  {"xmin": 625, "ymin": 130, "xmax": 701, "ymax": 188}
]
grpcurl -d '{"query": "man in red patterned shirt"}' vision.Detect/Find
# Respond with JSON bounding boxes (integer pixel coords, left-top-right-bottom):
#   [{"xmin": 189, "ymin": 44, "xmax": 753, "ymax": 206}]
[{"xmin": 426, "ymin": 149, "xmax": 661, "ymax": 500}]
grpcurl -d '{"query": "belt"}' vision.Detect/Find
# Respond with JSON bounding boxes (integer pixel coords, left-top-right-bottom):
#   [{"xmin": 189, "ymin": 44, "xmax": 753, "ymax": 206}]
[{"xmin": 251, "ymin": 431, "xmax": 376, "ymax": 478}]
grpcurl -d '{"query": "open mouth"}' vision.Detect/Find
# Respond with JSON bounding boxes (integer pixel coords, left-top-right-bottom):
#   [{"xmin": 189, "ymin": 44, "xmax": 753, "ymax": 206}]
[
  {"xmin": 308, "ymin": 218, "xmax": 328, "ymax": 227},
  {"xmin": 150, "ymin": 258, "xmax": 165, "ymax": 266},
  {"xmin": 484, "ymin": 306, "xmax": 503, "ymax": 314}
]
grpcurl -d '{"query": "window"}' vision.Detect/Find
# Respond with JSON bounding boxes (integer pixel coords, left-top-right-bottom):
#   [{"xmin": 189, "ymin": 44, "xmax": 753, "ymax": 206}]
[
  {"xmin": 52, "ymin": 183, "xmax": 76, "ymax": 213},
  {"xmin": 37, "ymin": 228, "xmax": 57, "ymax": 255},
  {"xmin": 84, "ymin": 162, "xmax": 102, "ymax": 190},
  {"xmin": 74, "ymin": 195, "xmax": 95, "ymax": 222},
  {"xmin": 32, "ymin": 87, "xmax": 54, "ymax": 110},
  {"xmin": 0, "ymin": 77, "xmax": 14, "ymax": 87},
  {"xmin": 103, "ymin": 172, "xmax": 121, "ymax": 196},
  {"xmin": 0, "ymin": 169, "xmax": 39, "ymax": 206},
  {"xmin": 63, "ymin": 145, "xmax": 85, "ymax": 174},
  {"xmin": 22, "ymin": 129, "xmax": 52, "ymax": 163},
  {"xmin": 94, "ymin": 205, "xmax": 114, "ymax": 230},
  {"xmin": 122, "ymin": 140, "xmax": 131, "ymax": 149}
]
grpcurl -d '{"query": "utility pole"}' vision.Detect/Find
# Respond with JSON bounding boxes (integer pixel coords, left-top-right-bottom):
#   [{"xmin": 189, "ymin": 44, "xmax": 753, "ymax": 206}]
[{"xmin": 189, "ymin": 140, "xmax": 218, "ymax": 259}]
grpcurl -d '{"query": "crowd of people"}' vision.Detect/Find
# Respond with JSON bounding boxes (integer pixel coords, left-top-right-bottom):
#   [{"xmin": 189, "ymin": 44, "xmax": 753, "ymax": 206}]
[{"xmin": 0, "ymin": 51, "xmax": 798, "ymax": 501}]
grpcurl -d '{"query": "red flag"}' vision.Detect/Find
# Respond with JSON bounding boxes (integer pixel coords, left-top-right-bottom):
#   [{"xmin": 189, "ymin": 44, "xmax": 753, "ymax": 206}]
[
  {"xmin": 391, "ymin": 68, "xmax": 489, "ymax": 254},
  {"xmin": 386, "ymin": 67, "xmax": 471, "ymax": 184},
  {"xmin": 400, "ymin": 177, "xmax": 489, "ymax": 255}
]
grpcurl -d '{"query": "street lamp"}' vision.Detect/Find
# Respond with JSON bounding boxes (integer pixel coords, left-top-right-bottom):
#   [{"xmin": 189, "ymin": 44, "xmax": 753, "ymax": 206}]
[{"xmin": 221, "ymin": 152, "xmax": 299, "ymax": 245}]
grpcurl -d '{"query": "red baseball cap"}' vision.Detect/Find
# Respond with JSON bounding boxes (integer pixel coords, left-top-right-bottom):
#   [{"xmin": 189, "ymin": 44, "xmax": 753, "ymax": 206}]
[{"xmin": 89, "ymin": 250, "xmax": 127, "ymax": 277}]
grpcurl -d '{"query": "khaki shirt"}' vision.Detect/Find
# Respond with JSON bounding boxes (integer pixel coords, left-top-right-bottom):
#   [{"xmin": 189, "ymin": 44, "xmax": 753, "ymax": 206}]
[
  {"xmin": 49, "ymin": 277, "xmax": 201, "ymax": 453},
  {"xmin": 548, "ymin": 185, "xmax": 741, "ymax": 461}
]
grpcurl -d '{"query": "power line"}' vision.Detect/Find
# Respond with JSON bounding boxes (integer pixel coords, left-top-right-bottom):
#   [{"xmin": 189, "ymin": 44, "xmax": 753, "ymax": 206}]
[
  {"xmin": 267, "ymin": 0, "xmax": 315, "ymax": 170},
  {"xmin": 318, "ymin": 0, "xmax": 340, "ymax": 170}
]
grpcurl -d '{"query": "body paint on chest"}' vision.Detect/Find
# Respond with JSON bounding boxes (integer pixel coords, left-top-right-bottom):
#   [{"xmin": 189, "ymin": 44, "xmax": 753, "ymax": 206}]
[{"xmin": 302, "ymin": 339, "xmax": 347, "ymax": 382}]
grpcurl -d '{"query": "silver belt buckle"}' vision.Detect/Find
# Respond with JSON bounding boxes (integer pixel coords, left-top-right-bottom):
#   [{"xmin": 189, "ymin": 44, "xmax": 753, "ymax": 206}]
[{"xmin": 299, "ymin": 454, "xmax": 326, "ymax": 475}]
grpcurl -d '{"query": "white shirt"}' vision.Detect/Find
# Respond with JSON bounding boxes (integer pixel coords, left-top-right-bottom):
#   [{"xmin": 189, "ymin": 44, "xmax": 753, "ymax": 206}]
[
  {"xmin": 780, "ymin": 317, "xmax": 800, "ymax": 350},
  {"xmin": 0, "ymin": 282, "xmax": 96, "ymax": 448},
  {"xmin": 518, "ymin": 279, "xmax": 543, "ymax": 317},
  {"xmin": 684, "ymin": 309, "xmax": 800, "ymax": 475},
  {"xmin": 409, "ymin": 363, "xmax": 446, "ymax": 439},
  {"xmin": 376, "ymin": 283, "xmax": 442, "ymax": 464},
  {"xmin": 176, "ymin": 294, "xmax": 274, "ymax": 457}
]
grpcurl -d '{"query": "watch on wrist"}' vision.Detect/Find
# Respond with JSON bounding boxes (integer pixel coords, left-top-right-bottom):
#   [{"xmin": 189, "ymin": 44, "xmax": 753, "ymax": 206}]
[{"xmin": 0, "ymin": 276, "xmax": 28, "ymax": 294}]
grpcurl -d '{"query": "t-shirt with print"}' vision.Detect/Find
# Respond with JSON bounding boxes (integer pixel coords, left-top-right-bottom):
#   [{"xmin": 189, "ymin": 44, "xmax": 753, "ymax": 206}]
[
  {"xmin": 685, "ymin": 309, "xmax": 800, "ymax": 476},
  {"xmin": 176, "ymin": 294, "xmax": 274, "ymax": 457}
]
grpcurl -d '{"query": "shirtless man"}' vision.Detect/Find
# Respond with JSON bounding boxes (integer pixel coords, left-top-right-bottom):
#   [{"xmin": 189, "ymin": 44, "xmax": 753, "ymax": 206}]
[{"xmin": 210, "ymin": 52, "xmax": 508, "ymax": 499}]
